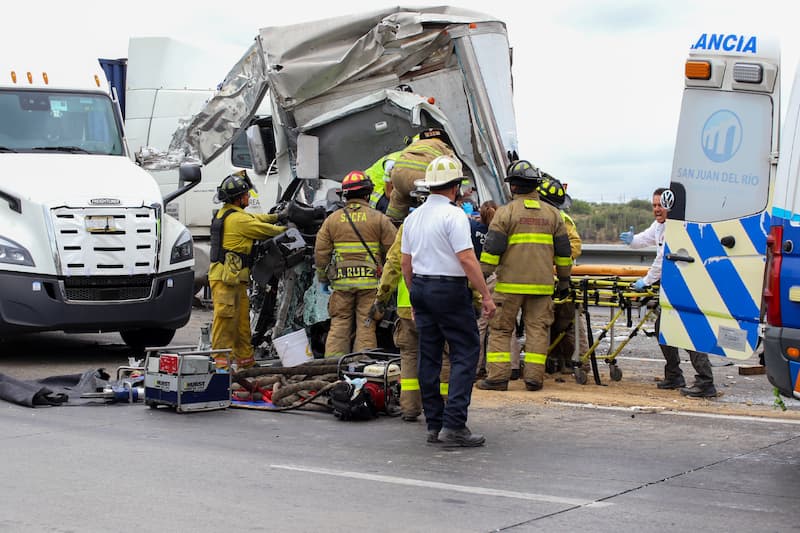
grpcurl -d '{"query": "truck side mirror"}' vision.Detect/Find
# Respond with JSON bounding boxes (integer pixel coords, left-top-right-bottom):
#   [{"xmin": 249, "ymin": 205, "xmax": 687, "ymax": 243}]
[
  {"xmin": 246, "ymin": 124, "xmax": 270, "ymax": 175},
  {"xmin": 164, "ymin": 164, "xmax": 202, "ymax": 206},
  {"xmin": 296, "ymin": 133, "xmax": 319, "ymax": 179},
  {"xmin": 179, "ymin": 163, "xmax": 202, "ymax": 187}
]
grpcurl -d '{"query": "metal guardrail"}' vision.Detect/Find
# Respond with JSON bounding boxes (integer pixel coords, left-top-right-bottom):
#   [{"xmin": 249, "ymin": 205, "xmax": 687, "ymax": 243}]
[{"xmin": 578, "ymin": 244, "xmax": 656, "ymax": 266}]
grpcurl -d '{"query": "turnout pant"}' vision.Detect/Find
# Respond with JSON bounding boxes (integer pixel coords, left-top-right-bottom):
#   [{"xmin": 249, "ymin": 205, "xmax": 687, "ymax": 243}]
[
  {"xmin": 410, "ymin": 276, "xmax": 479, "ymax": 432},
  {"xmin": 548, "ymin": 300, "xmax": 576, "ymax": 370},
  {"xmin": 487, "ymin": 293, "xmax": 554, "ymax": 386},
  {"xmin": 325, "ymin": 288, "xmax": 378, "ymax": 357},
  {"xmin": 210, "ymin": 280, "xmax": 255, "ymax": 369},
  {"xmin": 393, "ymin": 317, "xmax": 451, "ymax": 418}
]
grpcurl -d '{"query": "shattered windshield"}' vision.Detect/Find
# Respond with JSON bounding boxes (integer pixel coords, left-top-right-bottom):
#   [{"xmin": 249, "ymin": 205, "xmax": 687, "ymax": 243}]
[{"xmin": 0, "ymin": 90, "xmax": 123, "ymax": 155}]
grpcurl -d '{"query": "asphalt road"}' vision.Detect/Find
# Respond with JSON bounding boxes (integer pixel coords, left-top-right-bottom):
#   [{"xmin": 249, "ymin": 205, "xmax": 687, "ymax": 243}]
[{"xmin": 1, "ymin": 308, "xmax": 799, "ymax": 532}]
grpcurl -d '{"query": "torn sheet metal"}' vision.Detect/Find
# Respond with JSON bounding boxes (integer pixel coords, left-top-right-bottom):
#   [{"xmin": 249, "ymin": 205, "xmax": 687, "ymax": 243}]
[{"xmin": 258, "ymin": 7, "xmax": 500, "ymax": 109}]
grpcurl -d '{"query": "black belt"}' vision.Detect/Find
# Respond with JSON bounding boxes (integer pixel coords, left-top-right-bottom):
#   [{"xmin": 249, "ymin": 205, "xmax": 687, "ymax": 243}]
[{"xmin": 413, "ymin": 274, "xmax": 467, "ymax": 282}]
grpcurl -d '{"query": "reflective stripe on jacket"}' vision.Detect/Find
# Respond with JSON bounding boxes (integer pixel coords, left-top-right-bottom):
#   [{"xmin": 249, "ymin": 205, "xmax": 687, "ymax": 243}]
[
  {"xmin": 314, "ymin": 198, "xmax": 397, "ymax": 291},
  {"xmin": 480, "ymin": 192, "xmax": 572, "ymax": 295}
]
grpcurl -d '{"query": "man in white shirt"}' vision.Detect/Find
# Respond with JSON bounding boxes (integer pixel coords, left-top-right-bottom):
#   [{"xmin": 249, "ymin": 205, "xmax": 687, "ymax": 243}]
[
  {"xmin": 401, "ymin": 155, "xmax": 496, "ymax": 447},
  {"xmin": 621, "ymin": 188, "xmax": 716, "ymax": 398}
]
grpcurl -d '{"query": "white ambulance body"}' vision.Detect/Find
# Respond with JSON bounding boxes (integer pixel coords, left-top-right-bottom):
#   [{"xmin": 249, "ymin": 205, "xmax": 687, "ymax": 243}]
[
  {"xmin": 0, "ymin": 53, "xmax": 198, "ymax": 349},
  {"xmin": 660, "ymin": 34, "xmax": 779, "ymax": 360}
]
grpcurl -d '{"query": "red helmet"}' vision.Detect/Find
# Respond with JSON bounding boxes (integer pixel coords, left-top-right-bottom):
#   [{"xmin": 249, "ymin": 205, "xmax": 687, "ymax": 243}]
[{"xmin": 341, "ymin": 170, "xmax": 374, "ymax": 195}]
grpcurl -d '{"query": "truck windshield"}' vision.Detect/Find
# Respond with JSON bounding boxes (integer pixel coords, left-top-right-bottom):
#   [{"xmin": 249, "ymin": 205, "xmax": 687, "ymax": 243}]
[{"xmin": 0, "ymin": 90, "xmax": 123, "ymax": 155}]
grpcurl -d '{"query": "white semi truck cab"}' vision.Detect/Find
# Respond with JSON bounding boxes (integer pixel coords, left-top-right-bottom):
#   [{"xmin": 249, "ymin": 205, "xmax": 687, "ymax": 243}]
[{"xmin": 0, "ymin": 56, "xmax": 199, "ymax": 349}]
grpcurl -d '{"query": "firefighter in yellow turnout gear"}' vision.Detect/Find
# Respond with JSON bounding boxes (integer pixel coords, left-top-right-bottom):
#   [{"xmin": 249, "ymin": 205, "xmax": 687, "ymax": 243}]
[
  {"xmin": 385, "ymin": 128, "xmax": 455, "ymax": 225},
  {"xmin": 315, "ymin": 171, "xmax": 397, "ymax": 356},
  {"xmin": 478, "ymin": 161, "xmax": 573, "ymax": 391},
  {"xmin": 209, "ymin": 173, "xmax": 287, "ymax": 370},
  {"xmin": 374, "ymin": 185, "xmax": 451, "ymax": 421},
  {"xmin": 535, "ymin": 174, "xmax": 584, "ymax": 374}
]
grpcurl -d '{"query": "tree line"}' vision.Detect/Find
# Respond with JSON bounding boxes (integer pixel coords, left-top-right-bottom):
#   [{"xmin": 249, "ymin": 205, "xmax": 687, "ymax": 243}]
[{"xmin": 567, "ymin": 198, "xmax": 653, "ymax": 243}]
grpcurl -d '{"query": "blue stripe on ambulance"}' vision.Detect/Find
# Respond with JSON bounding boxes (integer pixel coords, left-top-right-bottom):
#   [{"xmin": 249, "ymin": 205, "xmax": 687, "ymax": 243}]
[
  {"xmin": 740, "ymin": 212, "xmax": 770, "ymax": 254},
  {"xmin": 685, "ymin": 223, "xmax": 761, "ymax": 323},
  {"xmin": 660, "ymin": 242, "xmax": 721, "ymax": 354}
]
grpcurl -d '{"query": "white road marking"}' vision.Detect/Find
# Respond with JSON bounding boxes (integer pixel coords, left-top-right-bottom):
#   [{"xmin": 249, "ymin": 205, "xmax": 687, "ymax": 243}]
[
  {"xmin": 550, "ymin": 401, "xmax": 800, "ymax": 425},
  {"xmin": 270, "ymin": 464, "xmax": 611, "ymax": 507}
]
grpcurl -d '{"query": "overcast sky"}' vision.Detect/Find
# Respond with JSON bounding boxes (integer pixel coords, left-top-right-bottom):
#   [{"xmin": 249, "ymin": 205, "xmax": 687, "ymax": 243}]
[{"xmin": 7, "ymin": 0, "xmax": 799, "ymax": 202}]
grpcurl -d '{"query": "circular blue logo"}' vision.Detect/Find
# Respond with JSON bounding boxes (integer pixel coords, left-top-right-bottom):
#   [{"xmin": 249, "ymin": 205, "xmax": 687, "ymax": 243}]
[{"xmin": 701, "ymin": 109, "xmax": 742, "ymax": 163}]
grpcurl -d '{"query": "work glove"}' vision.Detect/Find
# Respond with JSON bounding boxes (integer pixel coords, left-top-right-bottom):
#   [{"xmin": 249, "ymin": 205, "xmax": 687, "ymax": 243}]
[
  {"xmin": 318, "ymin": 280, "xmax": 331, "ymax": 294},
  {"xmin": 369, "ymin": 300, "xmax": 387, "ymax": 322},
  {"xmin": 631, "ymin": 278, "xmax": 647, "ymax": 292},
  {"xmin": 619, "ymin": 226, "xmax": 634, "ymax": 245},
  {"xmin": 276, "ymin": 202, "xmax": 291, "ymax": 225},
  {"xmin": 555, "ymin": 279, "xmax": 571, "ymax": 300}
]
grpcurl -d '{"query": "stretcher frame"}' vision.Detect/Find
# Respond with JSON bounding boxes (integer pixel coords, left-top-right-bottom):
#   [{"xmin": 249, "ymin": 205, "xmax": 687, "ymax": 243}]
[{"xmin": 550, "ymin": 276, "xmax": 659, "ymax": 386}]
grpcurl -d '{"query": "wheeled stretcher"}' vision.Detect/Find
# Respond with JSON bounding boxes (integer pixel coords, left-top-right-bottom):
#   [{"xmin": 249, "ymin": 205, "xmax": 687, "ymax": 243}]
[{"xmin": 550, "ymin": 276, "xmax": 659, "ymax": 386}]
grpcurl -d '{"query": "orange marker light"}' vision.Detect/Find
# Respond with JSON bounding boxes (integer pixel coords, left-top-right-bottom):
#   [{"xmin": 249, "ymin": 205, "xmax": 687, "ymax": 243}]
[
  {"xmin": 10, "ymin": 71, "xmax": 16, "ymax": 83},
  {"xmin": 685, "ymin": 60, "xmax": 711, "ymax": 80},
  {"xmin": 42, "ymin": 72, "xmax": 48, "ymax": 85},
  {"xmin": 427, "ymin": 96, "xmax": 436, "ymax": 105},
  {"xmin": 26, "ymin": 71, "xmax": 33, "ymax": 84},
  {"xmin": 787, "ymin": 347, "xmax": 800, "ymax": 359},
  {"xmin": 469, "ymin": 23, "xmax": 477, "ymax": 29},
  {"xmin": 94, "ymin": 74, "xmax": 101, "ymax": 87}
]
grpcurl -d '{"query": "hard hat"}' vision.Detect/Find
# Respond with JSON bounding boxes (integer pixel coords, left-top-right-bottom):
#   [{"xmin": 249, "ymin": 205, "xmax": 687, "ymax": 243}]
[
  {"xmin": 216, "ymin": 173, "xmax": 252, "ymax": 203},
  {"xmin": 504, "ymin": 160, "xmax": 542, "ymax": 182},
  {"xmin": 536, "ymin": 173, "xmax": 567, "ymax": 207},
  {"xmin": 341, "ymin": 170, "xmax": 374, "ymax": 194},
  {"xmin": 416, "ymin": 155, "xmax": 463, "ymax": 189}
]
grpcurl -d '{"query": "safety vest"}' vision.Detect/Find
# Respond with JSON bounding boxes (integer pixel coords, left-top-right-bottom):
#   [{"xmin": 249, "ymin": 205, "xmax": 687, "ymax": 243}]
[{"xmin": 365, "ymin": 151, "xmax": 401, "ymax": 208}]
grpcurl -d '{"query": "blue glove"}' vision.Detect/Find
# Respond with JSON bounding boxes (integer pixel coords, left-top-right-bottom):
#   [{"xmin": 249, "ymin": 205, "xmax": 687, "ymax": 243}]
[
  {"xmin": 319, "ymin": 280, "xmax": 331, "ymax": 294},
  {"xmin": 631, "ymin": 278, "xmax": 647, "ymax": 291},
  {"xmin": 619, "ymin": 226, "xmax": 634, "ymax": 245}
]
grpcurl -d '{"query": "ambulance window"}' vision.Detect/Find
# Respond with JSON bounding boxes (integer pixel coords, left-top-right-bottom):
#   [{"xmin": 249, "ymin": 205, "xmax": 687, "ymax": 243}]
[{"xmin": 671, "ymin": 90, "xmax": 772, "ymax": 223}]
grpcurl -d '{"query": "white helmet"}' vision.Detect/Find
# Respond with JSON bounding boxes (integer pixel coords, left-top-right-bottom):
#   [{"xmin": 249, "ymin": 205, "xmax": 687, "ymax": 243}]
[{"xmin": 416, "ymin": 155, "xmax": 463, "ymax": 189}]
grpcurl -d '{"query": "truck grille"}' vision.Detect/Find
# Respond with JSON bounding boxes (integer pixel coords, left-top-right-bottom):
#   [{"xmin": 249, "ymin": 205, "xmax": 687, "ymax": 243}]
[
  {"xmin": 63, "ymin": 275, "xmax": 155, "ymax": 301},
  {"xmin": 50, "ymin": 206, "xmax": 158, "ymax": 277}
]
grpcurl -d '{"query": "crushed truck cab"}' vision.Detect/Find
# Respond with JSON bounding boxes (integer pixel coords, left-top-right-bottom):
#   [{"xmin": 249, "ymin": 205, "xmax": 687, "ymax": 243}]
[{"xmin": 0, "ymin": 55, "xmax": 199, "ymax": 349}]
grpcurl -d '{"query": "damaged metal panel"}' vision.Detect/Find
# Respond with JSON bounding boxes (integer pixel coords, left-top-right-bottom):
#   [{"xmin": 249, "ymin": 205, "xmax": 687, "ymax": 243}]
[{"xmin": 257, "ymin": 7, "xmax": 497, "ymax": 109}]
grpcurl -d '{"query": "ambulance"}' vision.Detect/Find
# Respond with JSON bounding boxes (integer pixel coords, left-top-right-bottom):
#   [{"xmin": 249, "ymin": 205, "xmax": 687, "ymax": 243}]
[{"xmin": 659, "ymin": 34, "xmax": 778, "ymax": 375}]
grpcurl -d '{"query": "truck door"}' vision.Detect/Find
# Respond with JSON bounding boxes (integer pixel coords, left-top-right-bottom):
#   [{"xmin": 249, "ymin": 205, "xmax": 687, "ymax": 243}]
[{"xmin": 660, "ymin": 34, "xmax": 779, "ymax": 360}]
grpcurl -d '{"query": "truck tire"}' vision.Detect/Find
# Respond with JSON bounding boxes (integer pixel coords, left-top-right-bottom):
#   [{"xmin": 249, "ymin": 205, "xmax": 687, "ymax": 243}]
[{"xmin": 120, "ymin": 328, "xmax": 176, "ymax": 350}]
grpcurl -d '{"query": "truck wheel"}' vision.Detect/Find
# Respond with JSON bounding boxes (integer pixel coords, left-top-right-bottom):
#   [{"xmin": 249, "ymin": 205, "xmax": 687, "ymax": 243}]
[{"xmin": 120, "ymin": 328, "xmax": 176, "ymax": 350}]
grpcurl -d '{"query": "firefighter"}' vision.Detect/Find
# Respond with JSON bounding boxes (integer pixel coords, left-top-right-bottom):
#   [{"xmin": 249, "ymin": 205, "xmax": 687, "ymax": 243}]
[
  {"xmin": 315, "ymin": 170, "xmax": 397, "ymax": 357},
  {"xmin": 364, "ymin": 150, "xmax": 402, "ymax": 213},
  {"xmin": 373, "ymin": 183, "xmax": 451, "ymax": 421},
  {"xmin": 385, "ymin": 128, "xmax": 455, "ymax": 225},
  {"xmin": 209, "ymin": 172, "xmax": 287, "ymax": 370},
  {"xmin": 477, "ymin": 160, "xmax": 572, "ymax": 391},
  {"xmin": 534, "ymin": 173, "xmax": 585, "ymax": 374}
]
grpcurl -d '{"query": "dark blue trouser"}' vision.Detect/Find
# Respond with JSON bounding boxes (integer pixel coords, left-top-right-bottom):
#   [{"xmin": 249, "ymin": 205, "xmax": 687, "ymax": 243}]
[{"xmin": 410, "ymin": 276, "xmax": 479, "ymax": 431}]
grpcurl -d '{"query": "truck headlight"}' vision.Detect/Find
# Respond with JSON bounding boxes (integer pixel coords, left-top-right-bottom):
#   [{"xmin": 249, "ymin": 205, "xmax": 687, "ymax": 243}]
[
  {"xmin": 170, "ymin": 229, "xmax": 194, "ymax": 264},
  {"xmin": 0, "ymin": 236, "xmax": 35, "ymax": 266}
]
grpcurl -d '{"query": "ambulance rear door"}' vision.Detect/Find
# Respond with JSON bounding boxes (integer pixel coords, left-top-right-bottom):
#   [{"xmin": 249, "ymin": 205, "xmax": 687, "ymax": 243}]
[{"xmin": 660, "ymin": 34, "xmax": 779, "ymax": 359}]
